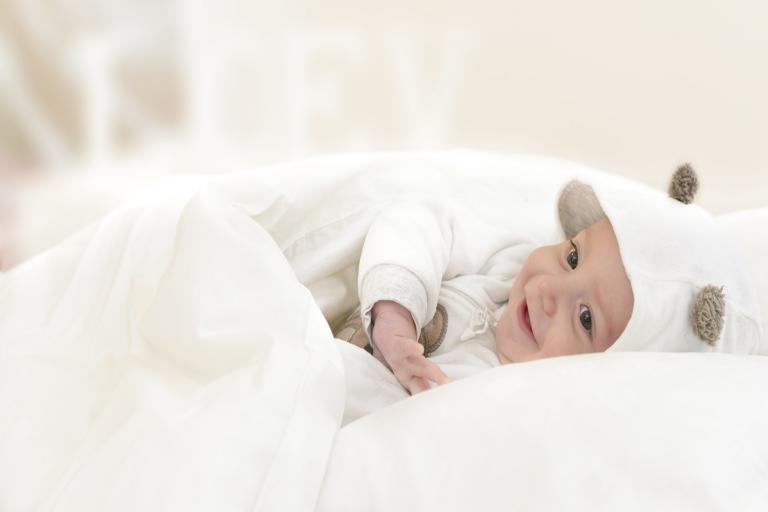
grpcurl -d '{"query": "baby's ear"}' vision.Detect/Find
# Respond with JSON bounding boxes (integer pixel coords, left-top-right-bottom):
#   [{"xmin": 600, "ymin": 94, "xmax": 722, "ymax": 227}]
[{"xmin": 557, "ymin": 180, "xmax": 606, "ymax": 239}]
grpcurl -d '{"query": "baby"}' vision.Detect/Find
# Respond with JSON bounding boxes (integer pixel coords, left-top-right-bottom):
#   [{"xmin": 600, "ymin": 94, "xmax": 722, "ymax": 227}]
[
  {"xmin": 335, "ymin": 164, "xmax": 762, "ymax": 397},
  {"xmin": 369, "ymin": 216, "xmax": 632, "ymax": 394}
]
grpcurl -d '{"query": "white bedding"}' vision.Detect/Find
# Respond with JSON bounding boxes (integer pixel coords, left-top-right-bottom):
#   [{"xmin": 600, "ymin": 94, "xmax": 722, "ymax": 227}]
[
  {"xmin": 0, "ymin": 182, "xmax": 344, "ymax": 511},
  {"xmin": 1, "ymin": 150, "xmax": 766, "ymax": 511},
  {"xmin": 318, "ymin": 351, "xmax": 768, "ymax": 512}
]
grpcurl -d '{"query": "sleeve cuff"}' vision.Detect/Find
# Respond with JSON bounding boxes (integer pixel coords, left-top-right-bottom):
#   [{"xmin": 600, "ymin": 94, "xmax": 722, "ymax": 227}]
[{"xmin": 359, "ymin": 264, "xmax": 429, "ymax": 348}]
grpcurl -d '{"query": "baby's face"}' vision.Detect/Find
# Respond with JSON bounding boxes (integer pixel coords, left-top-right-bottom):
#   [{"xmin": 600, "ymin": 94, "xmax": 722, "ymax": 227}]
[{"xmin": 495, "ymin": 218, "xmax": 633, "ymax": 363}]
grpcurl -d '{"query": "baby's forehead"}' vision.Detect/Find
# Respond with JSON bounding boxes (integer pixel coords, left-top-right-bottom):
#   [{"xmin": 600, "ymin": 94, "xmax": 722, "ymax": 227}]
[
  {"xmin": 582, "ymin": 220, "xmax": 629, "ymax": 273},
  {"xmin": 575, "ymin": 220, "xmax": 613, "ymax": 256}
]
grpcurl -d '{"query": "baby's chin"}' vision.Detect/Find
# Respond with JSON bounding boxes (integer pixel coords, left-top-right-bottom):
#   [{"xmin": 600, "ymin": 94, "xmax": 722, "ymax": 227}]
[
  {"xmin": 495, "ymin": 345, "xmax": 542, "ymax": 365},
  {"xmin": 494, "ymin": 318, "xmax": 537, "ymax": 364},
  {"xmin": 495, "ymin": 349, "xmax": 514, "ymax": 365}
]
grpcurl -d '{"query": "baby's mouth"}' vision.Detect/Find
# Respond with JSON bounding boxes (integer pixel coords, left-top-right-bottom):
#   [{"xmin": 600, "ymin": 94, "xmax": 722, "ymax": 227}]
[{"xmin": 518, "ymin": 298, "xmax": 537, "ymax": 345}]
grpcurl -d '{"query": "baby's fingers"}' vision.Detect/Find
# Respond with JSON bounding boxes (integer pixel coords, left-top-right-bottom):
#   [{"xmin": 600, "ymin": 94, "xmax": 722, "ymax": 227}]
[
  {"xmin": 407, "ymin": 375, "xmax": 431, "ymax": 395},
  {"xmin": 408, "ymin": 355, "xmax": 450, "ymax": 386}
]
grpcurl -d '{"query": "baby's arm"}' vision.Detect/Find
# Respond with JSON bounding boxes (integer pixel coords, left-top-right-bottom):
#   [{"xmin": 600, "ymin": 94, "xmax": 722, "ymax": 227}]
[
  {"xmin": 370, "ymin": 300, "xmax": 448, "ymax": 394},
  {"xmin": 358, "ymin": 200, "xmax": 521, "ymax": 392}
]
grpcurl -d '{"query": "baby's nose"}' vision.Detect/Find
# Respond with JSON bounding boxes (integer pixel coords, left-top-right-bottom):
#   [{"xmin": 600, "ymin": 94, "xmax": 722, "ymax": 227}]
[{"xmin": 538, "ymin": 277, "xmax": 558, "ymax": 317}]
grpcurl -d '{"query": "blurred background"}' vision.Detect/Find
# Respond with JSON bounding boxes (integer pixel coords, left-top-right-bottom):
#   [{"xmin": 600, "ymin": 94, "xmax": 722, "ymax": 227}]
[{"xmin": 0, "ymin": 0, "xmax": 766, "ymax": 214}]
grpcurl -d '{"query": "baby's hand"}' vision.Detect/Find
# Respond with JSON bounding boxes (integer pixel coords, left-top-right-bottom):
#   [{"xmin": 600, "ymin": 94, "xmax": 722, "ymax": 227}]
[{"xmin": 371, "ymin": 301, "xmax": 449, "ymax": 395}]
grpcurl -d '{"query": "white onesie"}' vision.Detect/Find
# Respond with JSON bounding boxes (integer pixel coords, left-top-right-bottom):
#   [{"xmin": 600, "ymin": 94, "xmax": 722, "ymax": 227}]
[{"xmin": 335, "ymin": 200, "xmax": 535, "ymax": 425}]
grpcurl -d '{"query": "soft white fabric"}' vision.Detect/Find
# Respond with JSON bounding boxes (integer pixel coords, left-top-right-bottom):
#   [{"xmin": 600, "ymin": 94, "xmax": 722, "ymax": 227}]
[
  {"xmin": 334, "ymin": 341, "xmax": 408, "ymax": 425},
  {"xmin": 318, "ymin": 352, "xmax": 768, "ymax": 512},
  {"xmin": 0, "ymin": 180, "xmax": 344, "ymax": 511},
  {"xmin": 8, "ymin": 151, "xmax": 575, "ymax": 327},
  {"xmin": 716, "ymin": 207, "xmax": 768, "ymax": 352}
]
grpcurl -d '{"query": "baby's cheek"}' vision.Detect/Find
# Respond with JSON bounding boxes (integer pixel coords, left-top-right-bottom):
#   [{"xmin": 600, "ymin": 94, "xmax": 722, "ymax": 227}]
[
  {"xmin": 552, "ymin": 336, "xmax": 594, "ymax": 357},
  {"xmin": 516, "ymin": 246, "xmax": 548, "ymax": 283},
  {"xmin": 529, "ymin": 332, "xmax": 567, "ymax": 359},
  {"xmin": 511, "ymin": 263, "xmax": 531, "ymax": 296}
]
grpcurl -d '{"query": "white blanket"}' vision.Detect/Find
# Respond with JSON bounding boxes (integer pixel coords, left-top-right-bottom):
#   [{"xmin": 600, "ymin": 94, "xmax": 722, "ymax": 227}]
[
  {"xmin": 0, "ymin": 180, "xmax": 344, "ymax": 511},
  {"xmin": 318, "ymin": 351, "xmax": 768, "ymax": 512}
]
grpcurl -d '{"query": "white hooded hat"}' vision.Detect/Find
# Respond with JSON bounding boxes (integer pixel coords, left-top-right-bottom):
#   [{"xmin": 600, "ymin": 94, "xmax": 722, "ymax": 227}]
[{"xmin": 557, "ymin": 164, "xmax": 763, "ymax": 354}]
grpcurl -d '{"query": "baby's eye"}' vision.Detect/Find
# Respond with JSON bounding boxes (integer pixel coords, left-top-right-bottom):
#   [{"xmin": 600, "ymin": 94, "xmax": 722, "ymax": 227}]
[
  {"xmin": 567, "ymin": 241, "xmax": 579, "ymax": 269},
  {"xmin": 579, "ymin": 304, "xmax": 593, "ymax": 332}
]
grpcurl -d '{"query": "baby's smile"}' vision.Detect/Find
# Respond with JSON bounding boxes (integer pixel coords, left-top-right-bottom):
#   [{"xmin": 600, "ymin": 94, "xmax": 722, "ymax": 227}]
[
  {"xmin": 517, "ymin": 298, "xmax": 537, "ymax": 346},
  {"xmin": 495, "ymin": 218, "xmax": 633, "ymax": 364}
]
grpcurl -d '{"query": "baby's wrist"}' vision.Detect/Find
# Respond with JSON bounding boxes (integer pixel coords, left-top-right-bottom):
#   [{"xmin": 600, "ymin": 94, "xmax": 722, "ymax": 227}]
[
  {"xmin": 371, "ymin": 301, "xmax": 418, "ymax": 347},
  {"xmin": 372, "ymin": 300, "xmax": 413, "ymax": 324}
]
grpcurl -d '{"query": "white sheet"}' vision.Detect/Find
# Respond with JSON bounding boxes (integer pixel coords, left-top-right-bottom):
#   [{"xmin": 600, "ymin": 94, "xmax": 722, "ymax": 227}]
[
  {"xmin": 318, "ymin": 352, "xmax": 768, "ymax": 512},
  {"xmin": 0, "ymin": 181, "xmax": 344, "ymax": 511}
]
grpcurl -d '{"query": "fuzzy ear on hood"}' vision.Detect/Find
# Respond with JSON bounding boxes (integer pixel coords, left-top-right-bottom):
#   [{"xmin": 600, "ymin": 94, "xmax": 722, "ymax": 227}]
[
  {"xmin": 668, "ymin": 163, "xmax": 699, "ymax": 204},
  {"xmin": 557, "ymin": 180, "xmax": 605, "ymax": 239},
  {"xmin": 690, "ymin": 285, "xmax": 726, "ymax": 345}
]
